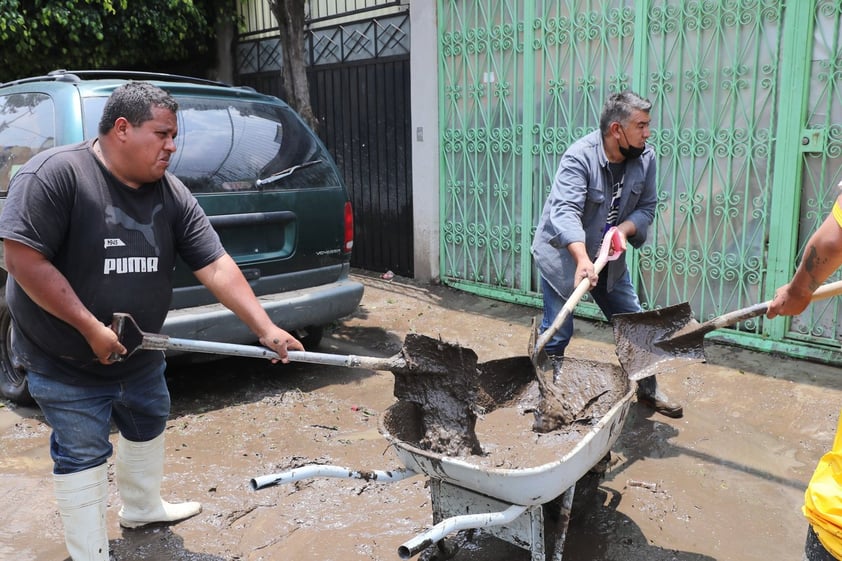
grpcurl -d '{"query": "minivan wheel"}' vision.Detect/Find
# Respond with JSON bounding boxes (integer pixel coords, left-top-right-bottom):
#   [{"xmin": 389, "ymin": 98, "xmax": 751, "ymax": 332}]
[
  {"xmin": 295, "ymin": 325, "xmax": 324, "ymax": 350},
  {"xmin": 0, "ymin": 302, "xmax": 33, "ymax": 405}
]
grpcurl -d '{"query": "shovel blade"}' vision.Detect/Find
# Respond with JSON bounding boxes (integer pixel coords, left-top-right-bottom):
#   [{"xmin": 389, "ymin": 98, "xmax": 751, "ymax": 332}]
[{"xmin": 613, "ymin": 303, "xmax": 706, "ymax": 381}]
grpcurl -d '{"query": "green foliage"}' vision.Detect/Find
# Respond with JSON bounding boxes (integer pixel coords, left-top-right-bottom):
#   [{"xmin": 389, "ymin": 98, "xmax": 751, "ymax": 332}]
[{"xmin": 0, "ymin": 0, "xmax": 240, "ymax": 83}]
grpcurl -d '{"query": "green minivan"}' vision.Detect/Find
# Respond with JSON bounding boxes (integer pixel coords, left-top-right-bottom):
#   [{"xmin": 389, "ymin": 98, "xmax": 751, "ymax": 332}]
[{"xmin": 0, "ymin": 70, "xmax": 363, "ymax": 403}]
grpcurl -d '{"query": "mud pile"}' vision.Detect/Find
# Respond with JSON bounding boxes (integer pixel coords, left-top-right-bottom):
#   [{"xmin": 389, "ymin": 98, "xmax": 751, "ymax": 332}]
[{"xmin": 389, "ymin": 333, "xmax": 628, "ymax": 463}]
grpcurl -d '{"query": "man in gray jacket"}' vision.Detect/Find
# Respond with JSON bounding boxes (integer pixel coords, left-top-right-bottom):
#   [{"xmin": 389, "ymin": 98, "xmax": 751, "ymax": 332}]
[{"xmin": 531, "ymin": 90, "xmax": 682, "ymax": 418}]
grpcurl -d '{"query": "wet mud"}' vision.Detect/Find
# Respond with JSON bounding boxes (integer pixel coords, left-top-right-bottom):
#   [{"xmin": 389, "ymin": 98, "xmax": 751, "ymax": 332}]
[
  {"xmin": 383, "ymin": 355, "xmax": 628, "ymax": 470},
  {"xmin": 613, "ymin": 305, "xmax": 705, "ymax": 380},
  {"xmin": 3, "ymin": 271, "xmax": 842, "ymax": 561},
  {"xmin": 391, "ymin": 316, "xmax": 628, "ymax": 466},
  {"xmin": 392, "ymin": 333, "xmax": 485, "ymax": 456},
  {"xmin": 528, "ymin": 317, "xmax": 629, "ymax": 432}
]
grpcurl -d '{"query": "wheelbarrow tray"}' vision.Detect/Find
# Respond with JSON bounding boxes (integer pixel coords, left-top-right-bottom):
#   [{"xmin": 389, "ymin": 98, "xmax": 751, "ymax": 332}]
[{"xmin": 379, "ymin": 381, "xmax": 634, "ymax": 506}]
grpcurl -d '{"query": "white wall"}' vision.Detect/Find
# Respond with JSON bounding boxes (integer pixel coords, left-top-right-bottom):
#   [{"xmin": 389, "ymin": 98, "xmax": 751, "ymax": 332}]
[{"xmin": 409, "ymin": 2, "xmax": 440, "ymax": 281}]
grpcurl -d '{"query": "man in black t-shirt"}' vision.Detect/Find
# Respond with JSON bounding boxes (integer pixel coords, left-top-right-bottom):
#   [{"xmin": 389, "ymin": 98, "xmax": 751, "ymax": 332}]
[{"xmin": 0, "ymin": 82, "xmax": 304, "ymax": 561}]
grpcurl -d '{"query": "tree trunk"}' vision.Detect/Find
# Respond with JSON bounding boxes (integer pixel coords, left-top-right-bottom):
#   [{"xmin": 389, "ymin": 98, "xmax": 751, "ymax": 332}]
[{"xmin": 268, "ymin": 0, "xmax": 317, "ymax": 131}]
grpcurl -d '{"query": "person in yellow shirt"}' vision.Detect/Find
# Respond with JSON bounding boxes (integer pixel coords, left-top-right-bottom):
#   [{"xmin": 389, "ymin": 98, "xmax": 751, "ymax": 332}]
[{"xmin": 767, "ymin": 190, "xmax": 842, "ymax": 560}]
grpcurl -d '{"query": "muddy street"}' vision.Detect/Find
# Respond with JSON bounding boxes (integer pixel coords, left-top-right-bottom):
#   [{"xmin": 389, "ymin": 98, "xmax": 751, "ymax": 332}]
[{"xmin": 2, "ymin": 270, "xmax": 841, "ymax": 561}]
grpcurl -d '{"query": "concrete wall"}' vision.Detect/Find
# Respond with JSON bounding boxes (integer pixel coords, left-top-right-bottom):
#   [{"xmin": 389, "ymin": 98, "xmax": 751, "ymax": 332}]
[{"xmin": 409, "ymin": 2, "xmax": 440, "ymax": 282}]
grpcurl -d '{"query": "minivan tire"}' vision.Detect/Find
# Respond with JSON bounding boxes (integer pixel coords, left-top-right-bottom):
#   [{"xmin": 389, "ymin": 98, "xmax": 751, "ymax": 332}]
[
  {"xmin": 295, "ymin": 325, "xmax": 324, "ymax": 350},
  {"xmin": 0, "ymin": 296, "xmax": 34, "ymax": 405}
]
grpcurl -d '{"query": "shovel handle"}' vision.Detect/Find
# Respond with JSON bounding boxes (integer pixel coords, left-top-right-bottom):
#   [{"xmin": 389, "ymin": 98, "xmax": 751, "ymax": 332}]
[
  {"xmin": 533, "ymin": 228, "xmax": 625, "ymax": 355},
  {"xmin": 162, "ymin": 336, "xmax": 407, "ymax": 370},
  {"xmin": 700, "ymin": 279, "xmax": 842, "ymax": 333},
  {"xmin": 109, "ymin": 312, "xmax": 407, "ymax": 370}
]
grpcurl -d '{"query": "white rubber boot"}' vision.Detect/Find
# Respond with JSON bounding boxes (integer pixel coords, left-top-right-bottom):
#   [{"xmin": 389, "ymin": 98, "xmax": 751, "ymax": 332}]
[
  {"xmin": 53, "ymin": 464, "xmax": 110, "ymax": 561},
  {"xmin": 115, "ymin": 433, "xmax": 202, "ymax": 529}
]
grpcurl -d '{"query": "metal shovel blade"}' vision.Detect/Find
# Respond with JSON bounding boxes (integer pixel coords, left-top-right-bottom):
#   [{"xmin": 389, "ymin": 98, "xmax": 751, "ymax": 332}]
[{"xmin": 612, "ymin": 303, "xmax": 706, "ymax": 381}]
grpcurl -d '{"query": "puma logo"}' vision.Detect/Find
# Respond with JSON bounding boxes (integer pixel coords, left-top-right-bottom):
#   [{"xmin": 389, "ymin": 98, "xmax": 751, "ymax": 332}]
[{"xmin": 105, "ymin": 205, "xmax": 162, "ymax": 256}]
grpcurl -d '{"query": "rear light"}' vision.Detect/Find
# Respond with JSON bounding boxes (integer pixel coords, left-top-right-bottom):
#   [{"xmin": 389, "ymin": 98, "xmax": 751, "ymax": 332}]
[{"xmin": 343, "ymin": 201, "xmax": 354, "ymax": 254}]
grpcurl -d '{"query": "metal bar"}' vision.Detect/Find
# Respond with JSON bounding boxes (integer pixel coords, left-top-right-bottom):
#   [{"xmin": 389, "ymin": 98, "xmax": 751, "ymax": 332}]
[
  {"xmin": 397, "ymin": 503, "xmax": 529, "ymax": 560},
  {"xmin": 158, "ymin": 336, "xmax": 408, "ymax": 370},
  {"xmin": 764, "ymin": 1, "xmax": 817, "ymax": 339},
  {"xmin": 519, "ymin": 0, "xmax": 535, "ymax": 295},
  {"xmin": 308, "ymin": 0, "xmax": 405, "ymax": 26},
  {"xmin": 250, "ymin": 464, "xmax": 416, "ymax": 490}
]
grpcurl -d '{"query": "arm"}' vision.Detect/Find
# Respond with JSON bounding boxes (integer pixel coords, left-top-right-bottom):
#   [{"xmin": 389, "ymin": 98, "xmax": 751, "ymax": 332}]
[
  {"xmin": 193, "ymin": 253, "xmax": 304, "ymax": 361},
  {"xmin": 548, "ymin": 150, "xmax": 598, "ymax": 287},
  {"xmin": 567, "ymin": 242, "xmax": 598, "ymax": 288},
  {"xmin": 3, "ymin": 239, "xmax": 126, "ymax": 363},
  {"xmin": 767, "ymin": 193, "xmax": 842, "ymax": 318}
]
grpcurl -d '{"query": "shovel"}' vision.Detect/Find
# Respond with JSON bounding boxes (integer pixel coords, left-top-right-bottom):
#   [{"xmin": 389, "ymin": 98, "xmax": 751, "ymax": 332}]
[
  {"xmin": 530, "ymin": 227, "xmax": 625, "ymax": 430},
  {"xmin": 531, "ymin": 227, "xmax": 626, "ymax": 359},
  {"xmin": 613, "ymin": 279, "xmax": 842, "ymax": 380},
  {"xmin": 109, "ymin": 312, "xmax": 408, "ymax": 370}
]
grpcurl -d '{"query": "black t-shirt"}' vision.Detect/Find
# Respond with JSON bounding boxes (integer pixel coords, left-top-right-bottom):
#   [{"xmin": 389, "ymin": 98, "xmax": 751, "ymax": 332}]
[{"xmin": 0, "ymin": 140, "xmax": 225, "ymax": 384}]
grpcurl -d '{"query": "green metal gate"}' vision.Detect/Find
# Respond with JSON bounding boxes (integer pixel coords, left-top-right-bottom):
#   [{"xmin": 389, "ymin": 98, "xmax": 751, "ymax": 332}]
[{"xmin": 438, "ymin": 0, "xmax": 842, "ymax": 363}]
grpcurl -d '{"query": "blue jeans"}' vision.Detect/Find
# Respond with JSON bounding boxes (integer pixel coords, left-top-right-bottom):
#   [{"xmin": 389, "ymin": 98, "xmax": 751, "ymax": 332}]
[
  {"xmin": 27, "ymin": 363, "xmax": 170, "ymax": 475},
  {"xmin": 540, "ymin": 269, "xmax": 641, "ymax": 357}
]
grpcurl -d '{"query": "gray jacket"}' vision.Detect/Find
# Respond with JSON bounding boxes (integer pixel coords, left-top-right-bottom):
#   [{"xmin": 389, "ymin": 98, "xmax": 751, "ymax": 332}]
[{"xmin": 531, "ymin": 129, "xmax": 657, "ymax": 298}]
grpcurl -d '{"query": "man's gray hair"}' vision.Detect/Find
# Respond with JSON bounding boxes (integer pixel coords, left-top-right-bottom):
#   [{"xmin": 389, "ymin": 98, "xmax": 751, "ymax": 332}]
[
  {"xmin": 98, "ymin": 81, "xmax": 178, "ymax": 135},
  {"xmin": 599, "ymin": 91, "xmax": 652, "ymax": 135}
]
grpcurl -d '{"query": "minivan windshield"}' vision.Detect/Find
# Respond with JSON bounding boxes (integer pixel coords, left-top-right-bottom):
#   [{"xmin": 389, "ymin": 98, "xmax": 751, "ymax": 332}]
[{"xmin": 82, "ymin": 95, "xmax": 341, "ymax": 193}]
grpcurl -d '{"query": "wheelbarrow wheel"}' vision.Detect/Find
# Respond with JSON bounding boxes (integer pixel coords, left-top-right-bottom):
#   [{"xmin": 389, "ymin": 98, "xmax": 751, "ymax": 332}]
[
  {"xmin": 0, "ymin": 297, "xmax": 33, "ymax": 405},
  {"xmin": 294, "ymin": 324, "xmax": 324, "ymax": 350}
]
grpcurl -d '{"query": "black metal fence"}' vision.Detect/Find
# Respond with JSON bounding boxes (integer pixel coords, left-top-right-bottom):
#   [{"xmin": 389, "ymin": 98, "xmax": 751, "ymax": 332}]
[
  {"xmin": 238, "ymin": 0, "xmax": 405, "ymax": 40},
  {"xmin": 235, "ymin": 5, "xmax": 414, "ymax": 277}
]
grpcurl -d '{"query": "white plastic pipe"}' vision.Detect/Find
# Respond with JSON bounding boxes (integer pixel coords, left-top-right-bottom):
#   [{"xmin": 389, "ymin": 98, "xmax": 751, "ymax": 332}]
[
  {"xmin": 250, "ymin": 464, "xmax": 416, "ymax": 490},
  {"xmin": 397, "ymin": 503, "xmax": 528, "ymax": 559}
]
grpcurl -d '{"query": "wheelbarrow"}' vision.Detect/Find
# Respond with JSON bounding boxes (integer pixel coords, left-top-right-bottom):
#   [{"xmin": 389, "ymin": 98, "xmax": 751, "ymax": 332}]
[
  {"xmin": 612, "ymin": 279, "xmax": 842, "ymax": 380},
  {"xmin": 250, "ymin": 356, "xmax": 635, "ymax": 560}
]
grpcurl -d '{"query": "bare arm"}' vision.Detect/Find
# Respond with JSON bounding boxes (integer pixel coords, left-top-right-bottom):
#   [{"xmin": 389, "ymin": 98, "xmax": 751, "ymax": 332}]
[
  {"xmin": 3, "ymin": 239, "xmax": 126, "ymax": 363},
  {"xmin": 767, "ymin": 193, "xmax": 842, "ymax": 318},
  {"xmin": 193, "ymin": 253, "xmax": 304, "ymax": 360}
]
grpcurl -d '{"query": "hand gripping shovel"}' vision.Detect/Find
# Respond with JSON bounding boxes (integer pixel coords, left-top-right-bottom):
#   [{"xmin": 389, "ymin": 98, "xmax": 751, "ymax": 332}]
[
  {"xmin": 531, "ymin": 227, "xmax": 627, "ymax": 358},
  {"xmin": 529, "ymin": 227, "xmax": 626, "ymax": 430},
  {"xmin": 109, "ymin": 312, "xmax": 408, "ymax": 371},
  {"xmin": 613, "ymin": 279, "xmax": 842, "ymax": 381}
]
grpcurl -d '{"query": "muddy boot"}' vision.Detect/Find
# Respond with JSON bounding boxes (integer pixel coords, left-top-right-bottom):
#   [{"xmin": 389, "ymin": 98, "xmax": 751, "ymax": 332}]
[
  {"xmin": 636, "ymin": 376, "xmax": 683, "ymax": 418},
  {"xmin": 53, "ymin": 464, "xmax": 110, "ymax": 561},
  {"xmin": 116, "ymin": 433, "xmax": 202, "ymax": 529},
  {"xmin": 548, "ymin": 354, "xmax": 564, "ymax": 384}
]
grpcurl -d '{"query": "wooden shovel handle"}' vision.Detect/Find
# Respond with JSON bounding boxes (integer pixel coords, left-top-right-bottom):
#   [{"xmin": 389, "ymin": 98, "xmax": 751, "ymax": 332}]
[
  {"xmin": 533, "ymin": 228, "xmax": 624, "ymax": 355},
  {"xmin": 701, "ymin": 279, "xmax": 842, "ymax": 332}
]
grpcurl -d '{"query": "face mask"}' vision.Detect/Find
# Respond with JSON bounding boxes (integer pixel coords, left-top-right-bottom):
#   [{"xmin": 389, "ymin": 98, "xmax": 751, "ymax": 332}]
[{"xmin": 619, "ymin": 127, "xmax": 645, "ymax": 160}]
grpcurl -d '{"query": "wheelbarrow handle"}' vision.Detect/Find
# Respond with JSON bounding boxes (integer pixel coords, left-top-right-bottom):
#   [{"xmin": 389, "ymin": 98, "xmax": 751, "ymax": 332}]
[{"xmin": 533, "ymin": 227, "xmax": 625, "ymax": 355}]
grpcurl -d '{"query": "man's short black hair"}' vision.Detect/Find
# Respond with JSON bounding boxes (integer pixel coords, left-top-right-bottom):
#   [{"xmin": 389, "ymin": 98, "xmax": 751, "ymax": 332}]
[{"xmin": 98, "ymin": 81, "xmax": 179, "ymax": 135}]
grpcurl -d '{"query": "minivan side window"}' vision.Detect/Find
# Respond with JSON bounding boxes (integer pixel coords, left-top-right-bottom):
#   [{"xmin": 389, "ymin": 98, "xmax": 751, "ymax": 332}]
[
  {"xmin": 0, "ymin": 93, "xmax": 56, "ymax": 193},
  {"xmin": 82, "ymin": 95, "xmax": 341, "ymax": 194}
]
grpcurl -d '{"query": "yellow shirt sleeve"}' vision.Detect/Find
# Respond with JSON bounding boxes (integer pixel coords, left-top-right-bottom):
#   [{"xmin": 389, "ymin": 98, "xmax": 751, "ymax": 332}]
[{"xmin": 832, "ymin": 201, "xmax": 842, "ymax": 229}]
